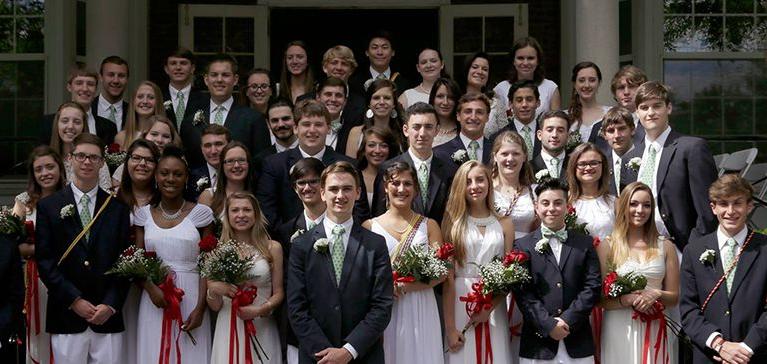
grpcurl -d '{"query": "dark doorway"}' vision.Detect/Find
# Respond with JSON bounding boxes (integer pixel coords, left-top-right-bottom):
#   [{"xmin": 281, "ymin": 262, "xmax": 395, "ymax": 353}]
[{"xmin": 269, "ymin": 8, "xmax": 440, "ymax": 90}]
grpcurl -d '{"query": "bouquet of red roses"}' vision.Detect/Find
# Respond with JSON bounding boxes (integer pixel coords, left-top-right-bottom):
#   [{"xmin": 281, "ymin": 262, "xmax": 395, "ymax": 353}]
[
  {"xmin": 602, "ymin": 270, "xmax": 647, "ymax": 298},
  {"xmin": 565, "ymin": 205, "xmax": 590, "ymax": 236},
  {"xmin": 198, "ymin": 238, "xmax": 255, "ymax": 285},
  {"xmin": 106, "ymin": 245, "xmax": 170, "ymax": 284},
  {"xmin": 104, "ymin": 143, "xmax": 127, "ymax": 169},
  {"xmin": 392, "ymin": 242, "xmax": 454, "ymax": 284}
]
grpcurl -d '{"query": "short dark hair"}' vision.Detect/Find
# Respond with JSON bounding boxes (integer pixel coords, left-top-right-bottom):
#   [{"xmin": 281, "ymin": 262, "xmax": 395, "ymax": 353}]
[
  {"xmin": 317, "ymin": 77, "xmax": 349, "ymax": 97},
  {"xmin": 368, "ymin": 29, "xmax": 394, "ymax": 49},
  {"xmin": 201, "ymin": 124, "xmax": 232, "ymax": 142},
  {"xmin": 205, "ymin": 53, "xmax": 238, "ymax": 74},
  {"xmin": 404, "ymin": 102, "xmax": 438, "ymax": 125},
  {"xmin": 601, "ymin": 106, "xmax": 636, "ymax": 135},
  {"xmin": 165, "ymin": 47, "xmax": 196, "ymax": 65},
  {"xmin": 534, "ymin": 178, "xmax": 569, "ymax": 201},
  {"xmin": 290, "ymin": 157, "xmax": 326, "ymax": 185},
  {"xmin": 610, "ymin": 65, "xmax": 647, "ymax": 95},
  {"xmin": 100, "ymin": 55, "xmax": 129, "ymax": 76},
  {"xmin": 320, "ymin": 161, "xmax": 360, "ymax": 189},
  {"xmin": 267, "ymin": 97, "xmax": 294, "ymax": 115},
  {"xmin": 508, "ymin": 80, "xmax": 540, "ymax": 103},
  {"xmin": 72, "ymin": 133, "xmax": 104, "ymax": 155},
  {"xmin": 635, "ymin": 81, "xmax": 672, "ymax": 106},
  {"xmin": 538, "ymin": 110, "xmax": 571, "ymax": 129}
]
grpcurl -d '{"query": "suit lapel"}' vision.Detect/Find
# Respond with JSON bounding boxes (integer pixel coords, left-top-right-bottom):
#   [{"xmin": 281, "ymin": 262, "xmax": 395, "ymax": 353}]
[
  {"xmin": 224, "ymin": 104, "xmax": 238, "ymax": 128},
  {"xmin": 339, "ymin": 223, "xmax": 363, "ymax": 291},
  {"xmin": 482, "ymin": 138, "xmax": 492, "ymax": 165},
  {"xmin": 621, "ymin": 147, "xmax": 643, "ymax": 185},
  {"xmin": 312, "ymin": 223, "xmax": 337, "ymax": 287},
  {"xmin": 532, "ymin": 230, "xmax": 560, "ymax": 270},
  {"xmin": 402, "ymin": 153, "xmax": 425, "ymax": 213},
  {"xmin": 426, "ymin": 157, "xmax": 445, "ymax": 213},
  {"xmin": 86, "ymin": 189, "xmax": 111, "ymax": 249},
  {"xmin": 729, "ymin": 231, "xmax": 760, "ymax": 301},
  {"xmin": 656, "ymin": 131, "xmax": 679, "ymax": 191},
  {"xmin": 62, "ymin": 185, "xmax": 82, "ymax": 239},
  {"xmin": 558, "ymin": 235, "xmax": 573, "ymax": 270}
]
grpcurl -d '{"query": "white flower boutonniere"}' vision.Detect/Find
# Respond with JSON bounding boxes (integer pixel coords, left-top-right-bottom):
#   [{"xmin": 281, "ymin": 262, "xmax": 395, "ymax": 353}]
[
  {"xmin": 699, "ymin": 249, "xmax": 716, "ymax": 265},
  {"xmin": 193, "ymin": 110, "xmax": 205, "ymax": 126},
  {"xmin": 330, "ymin": 120, "xmax": 342, "ymax": 134},
  {"xmin": 196, "ymin": 177, "xmax": 210, "ymax": 192},
  {"xmin": 451, "ymin": 149, "xmax": 469, "ymax": 165},
  {"xmin": 535, "ymin": 169, "xmax": 551, "ymax": 184},
  {"xmin": 163, "ymin": 100, "xmax": 173, "ymax": 110},
  {"xmin": 291, "ymin": 229, "xmax": 306, "ymax": 242},
  {"xmin": 60, "ymin": 204, "xmax": 75, "ymax": 219},
  {"xmin": 627, "ymin": 157, "xmax": 642, "ymax": 172},
  {"xmin": 535, "ymin": 238, "xmax": 550, "ymax": 254},
  {"xmin": 313, "ymin": 238, "xmax": 330, "ymax": 254}
]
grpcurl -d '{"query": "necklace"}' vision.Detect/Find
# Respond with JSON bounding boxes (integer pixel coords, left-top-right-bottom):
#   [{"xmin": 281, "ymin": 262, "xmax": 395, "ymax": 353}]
[
  {"xmin": 416, "ymin": 83, "xmax": 430, "ymax": 94},
  {"xmin": 159, "ymin": 200, "xmax": 185, "ymax": 220},
  {"xmin": 468, "ymin": 214, "xmax": 496, "ymax": 227}
]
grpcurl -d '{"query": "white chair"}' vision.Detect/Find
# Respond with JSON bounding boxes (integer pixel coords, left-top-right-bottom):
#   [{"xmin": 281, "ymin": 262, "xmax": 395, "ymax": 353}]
[
  {"xmin": 713, "ymin": 153, "xmax": 730, "ymax": 170},
  {"xmin": 718, "ymin": 148, "xmax": 758, "ymax": 177},
  {"xmin": 744, "ymin": 163, "xmax": 767, "ymax": 194}
]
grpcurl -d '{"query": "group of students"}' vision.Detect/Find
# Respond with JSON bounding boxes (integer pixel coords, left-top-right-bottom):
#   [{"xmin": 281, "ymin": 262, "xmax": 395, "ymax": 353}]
[{"xmin": 0, "ymin": 29, "xmax": 764, "ymax": 364}]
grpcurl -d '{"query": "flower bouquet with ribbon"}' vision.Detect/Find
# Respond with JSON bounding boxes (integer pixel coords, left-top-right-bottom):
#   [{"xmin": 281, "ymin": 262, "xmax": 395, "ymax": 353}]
[
  {"xmin": 0, "ymin": 206, "xmax": 26, "ymax": 239},
  {"xmin": 104, "ymin": 143, "xmax": 127, "ymax": 170},
  {"xmin": 602, "ymin": 270, "xmax": 647, "ymax": 298},
  {"xmin": 21, "ymin": 220, "xmax": 43, "ymax": 349},
  {"xmin": 565, "ymin": 205, "xmax": 589, "ymax": 236},
  {"xmin": 391, "ymin": 242, "xmax": 454, "ymax": 284}
]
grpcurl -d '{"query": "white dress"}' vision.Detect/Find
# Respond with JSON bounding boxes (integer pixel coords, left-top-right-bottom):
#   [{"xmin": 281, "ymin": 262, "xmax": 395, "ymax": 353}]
[
  {"xmin": 122, "ymin": 207, "xmax": 146, "ymax": 364},
  {"xmin": 134, "ymin": 204, "xmax": 214, "ymax": 364},
  {"xmin": 601, "ymin": 241, "xmax": 677, "ymax": 363},
  {"xmin": 401, "ymin": 88, "xmax": 430, "ymax": 109},
  {"xmin": 210, "ymin": 252, "xmax": 282, "ymax": 364},
  {"xmin": 371, "ymin": 218, "xmax": 444, "ymax": 364},
  {"xmin": 494, "ymin": 79, "xmax": 559, "ymax": 120},
  {"xmin": 446, "ymin": 216, "xmax": 511, "ymax": 364},
  {"xmin": 573, "ymin": 195, "xmax": 616, "ymax": 240},
  {"xmin": 569, "ymin": 105, "xmax": 611, "ymax": 142},
  {"xmin": 494, "ymin": 187, "xmax": 536, "ymax": 240}
]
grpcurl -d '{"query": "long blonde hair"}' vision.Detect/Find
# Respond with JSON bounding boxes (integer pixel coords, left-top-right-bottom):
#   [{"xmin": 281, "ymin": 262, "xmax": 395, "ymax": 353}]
[
  {"xmin": 608, "ymin": 182, "xmax": 661, "ymax": 268},
  {"xmin": 442, "ymin": 161, "xmax": 498, "ymax": 267},
  {"xmin": 123, "ymin": 80, "xmax": 166, "ymax": 149},
  {"xmin": 220, "ymin": 192, "xmax": 273, "ymax": 263}
]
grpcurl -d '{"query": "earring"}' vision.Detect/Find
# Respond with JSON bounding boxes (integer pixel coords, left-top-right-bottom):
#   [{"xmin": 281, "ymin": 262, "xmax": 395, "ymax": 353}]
[
  {"xmin": 390, "ymin": 109, "xmax": 398, "ymax": 119},
  {"xmin": 365, "ymin": 109, "xmax": 374, "ymax": 119}
]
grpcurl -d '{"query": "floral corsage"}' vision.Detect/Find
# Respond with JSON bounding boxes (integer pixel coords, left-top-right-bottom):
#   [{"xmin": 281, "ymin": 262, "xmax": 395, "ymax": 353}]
[
  {"xmin": 313, "ymin": 238, "xmax": 329, "ymax": 254},
  {"xmin": 699, "ymin": 249, "xmax": 716, "ymax": 265},
  {"xmin": 192, "ymin": 110, "xmax": 205, "ymax": 126},
  {"xmin": 451, "ymin": 149, "xmax": 469, "ymax": 165},
  {"xmin": 291, "ymin": 229, "xmax": 306, "ymax": 242},
  {"xmin": 626, "ymin": 157, "xmax": 642, "ymax": 172},
  {"xmin": 535, "ymin": 238, "xmax": 550, "ymax": 254},
  {"xmin": 60, "ymin": 204, "xmax": 75, "ymax": 219},
  {"xmin": 196, "ymin": 177, "xmax": 210, "ymax": 192}
]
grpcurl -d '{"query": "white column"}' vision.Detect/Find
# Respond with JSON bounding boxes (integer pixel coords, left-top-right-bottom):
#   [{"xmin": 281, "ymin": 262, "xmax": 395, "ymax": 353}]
[
  {"xmin": 44, "ymin": 0, "xmax": 77, "ymax": 113},
  {"xmin": 573, "ymin": 0, "xmax": 620, "ymax": 106}
]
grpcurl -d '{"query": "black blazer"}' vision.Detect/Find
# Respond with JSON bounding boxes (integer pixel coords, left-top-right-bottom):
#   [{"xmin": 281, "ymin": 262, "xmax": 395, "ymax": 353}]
[
  {"xmin": 186, "ymin": 164, "xmax": 212, "ymax": 201},
  {"xmin": 256, "ymin": 147, "xmax": 370, "ymax": 228},
  {"xmin": 36, "ymin": 186, "xmax": 131, "ymax": 334},
  {"xmin": 620, "ymin": 130, "xmax": 717, "ymax": 249},
  {"xmin": 275, "ymin": 213, "xmax": 309, "ymax": 349},
  {"xmin": 39, "ymin": 113, "xmax": 117, "ymax": 146},
  {"xmin": 287, "ymin": 221, "xmax": 393, "ymax": 364},
  {"xmin": 161, "ymin": 87, "xmax": 208, "ymax": 131},
  {"xmin": 681, "ymin": 231, "xmax": 767, "ymax": 362},
  {"xmin": 492, "ymin": 120, "xmax": 542, "ymax": 160},
  {"xmin": 0, "ymin": 235, "xmax": 23, "ymax": 343},
  {"xmin": 531, "ymin": 154, "xmax": 569, "ymax": 184},
  {"xmin": 605, "ymin": 150, "xmax": 619, "ymax": 196},
  {"xmin": 253, "ymin": 144, "xmax": 278, "ymax": 182},
  {"xmin": 90, "ymin": 98, "xmax": 129, "ymax": 131},
  {"xmin": 513, "ymin": 229, "xmax": 601, "ymax": 360},
  {"xmin": 432, "ymin": 134, "xmax": 493, "ymax": 166},
  {"xmin": 371, "ymin": 152, "xmax": 456, "ymax": 222},
  {"xmin": 179, "ymin": 98, "xmax": 271, "ymax": 169}
]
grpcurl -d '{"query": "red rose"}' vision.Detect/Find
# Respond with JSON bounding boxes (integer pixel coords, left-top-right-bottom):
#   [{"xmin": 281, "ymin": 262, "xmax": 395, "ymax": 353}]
[
  {"xmin": 143, "ymin": 251, "xmax": 158, "ymax": 259},
  {"xmin": 199, "ymin": 235, "xmax": 218, "ymax": 252},
  {"xmin": 602, "ymin": 271, "xmax": 618, "ymax": 296},
  {"xmin": 435, "ymin": 242, "xmax": 455, "ymax": 260},
  {"xmin": 107, "ymin": 143, "xmax": 121, "ymax": 154},
  {"xmin": 24, "ymin": 220, "xmax": 35, "ymax": 244},
  {"xmin": 567, "ymin": 205, "xmax": 576, "ymax": 215},
  {"xmin": 592, "ymin": 237, "xmax": 601, "ymax": 248},
  {"xmin": 393, "ymin": 271, "xmax": 416, "ymax": 283},
  {"xmin": 121, "ymin": 246, "xmax": 136, "ymax": 257},
  {"xmin": 503, "ymin": 250, "xmax": 529, "ymax": 266}
]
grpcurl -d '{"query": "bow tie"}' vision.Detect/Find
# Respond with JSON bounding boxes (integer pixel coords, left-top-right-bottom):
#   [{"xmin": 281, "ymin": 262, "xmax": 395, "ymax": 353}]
[{"xmin": 542, "ymin": 226, "xmax": 567, "ymax": 241}]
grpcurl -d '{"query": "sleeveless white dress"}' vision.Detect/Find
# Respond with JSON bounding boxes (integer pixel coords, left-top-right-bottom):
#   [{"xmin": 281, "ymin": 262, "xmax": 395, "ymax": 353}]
[
  {"xmin": 573, "ymin": 195, "xmax": 616, "ymax": 241},
  {"xmin": 601, "ymin": 241, "xmax": 678, "ymax": 363},
  {"xmin": 401, "ymin": 88, "xmax": 430, "ymax": 109},
  {"xmin": 134, "ymin": 204, "xmax": 214, "ymax": 364},
  {"xmin": 210, "ymin": 252, "xmax": 282, "ymax": 364},
  {"xmin": 371, "ymin": 218, "xmax": 444, "ymax": 364},
  {"xmin": 446, "ymin": 216, "xmax": 512, "ymax": 364}
]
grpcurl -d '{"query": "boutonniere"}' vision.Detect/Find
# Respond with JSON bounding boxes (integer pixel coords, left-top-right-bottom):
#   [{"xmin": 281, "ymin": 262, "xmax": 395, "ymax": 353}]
[
  {"xmin": 330, "ymin": 120, "xmax": 342, "ymax": 134},
  {"xmin": 60, "ymin": 204, "xmax": 75, "ymax": 219},
  {"xmin": 534, "ymin": 169, "xmax": 551, "ymax": 184},
  {"xmin": 196, "ymin": 177, "xmax": 210, "ymax": 192},
  {"xmin": 699, "ymin": 249, "xmax": 716, "ymax": 265},
  {"xmin": 163, "ymin": 100, "xmax": 173, "ymax": 109},
  {"xmin": 313, "ymin": 238, "xmax": 330, "ymax": 254},
  {"xmin": 535, "ymin": 238, "xmax": 550, "ymax": 254},
  {"xmin": 291, "ymin": 229, "xmax": 306, "ymax": 242},
  {"xmin": 626, "ymin": 157, "xmax": 642, "ymax": 172},
  {"xmin": 192, "ymin": 110, "xmax": 205, "ymax": 126},
  {"xmin": 451, "ymin": 149, "xmax": 469, "ymax": 165}
]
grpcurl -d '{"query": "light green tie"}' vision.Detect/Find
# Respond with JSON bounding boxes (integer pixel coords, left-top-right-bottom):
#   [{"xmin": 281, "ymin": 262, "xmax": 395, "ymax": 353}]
[
  {"xmin": 213, "ymin": 105, "xmax": 225, "ymax": 125},
  {"xmin": 468, "ymin": 140, "xmax": 480, "ymax": 161},
  {"xmin": 79, "ymin": 194, "xmax": 92, "ymax": 241},
  {"xmin": 175, "ymin": 91, "xmax": 186, "ymax": 126},
  {"xmin": 521, "ymin": 125, "xmax": 533, "ymax": 161},
  {"xmin": 639, "ymin": 146, "xmax": 657, "ymax": 187},
  {"xmin": 549, "ymin": 157, "xmax": 559, "ymax": 178},
  {"xmin": 108, "ymin": 105, "xmax": 117, "ymax": 124},
  {"xmin": 417, "ymin": 163, "xmax": 429, "ymax": 206},
  {"xmin": 307, "ymin": 220, "xmax": 317, "ymax": 230},
  {"xmin": 330, "ymin": 224, "xmax": 346, "ymax": 284},
  {"xmin": 723, "ymin": 238, "xmax": 739, "ymax": 293}
]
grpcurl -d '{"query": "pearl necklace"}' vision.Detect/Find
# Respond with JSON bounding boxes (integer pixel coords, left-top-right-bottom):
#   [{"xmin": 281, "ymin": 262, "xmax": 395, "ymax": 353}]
[
  {"xmin": 159, "ymin": 200, "xmax": 185, "ymax": 220},
  {"xmin": 468, "ymin": 214, "xmax": 496, "ymax": 227}
]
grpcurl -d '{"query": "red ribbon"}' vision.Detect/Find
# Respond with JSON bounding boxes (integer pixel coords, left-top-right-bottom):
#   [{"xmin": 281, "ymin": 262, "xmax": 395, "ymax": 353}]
[
  {"xmin": 25, "ymin": 258, "xmax": 42, "ymax": 364},
  {"xmin": 592, "ymin": 306, "xmax": 603, "ymax": 364},
  {"xmin": 392, "ymin": 271, "xmax": 416, "ymax": 283},
  {"xmin": 158, "ymin": 275, "xmax": 185, "ymax": 364},
  {"xmin": 632, "ymin": 301, "xmax": 668, "ymax": 364},
  {"xmin": 230, "ymin": 285, "xmax": 258, "ymax": 364},
  {"xmin": 460, "ymin": 282, "xmax": 494, "ymax": 364}
]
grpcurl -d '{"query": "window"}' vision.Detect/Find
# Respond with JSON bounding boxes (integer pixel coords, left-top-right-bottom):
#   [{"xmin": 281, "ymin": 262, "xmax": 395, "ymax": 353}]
[{"xmin": 0, "ymin": 0, "xmax": 45, "ymax": 173}]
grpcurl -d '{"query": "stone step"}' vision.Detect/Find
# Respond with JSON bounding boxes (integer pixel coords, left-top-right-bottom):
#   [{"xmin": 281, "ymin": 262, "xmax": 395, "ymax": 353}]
[{"xmin": 0, "ymin": 177, "xmax": 27, "ymax": 206}]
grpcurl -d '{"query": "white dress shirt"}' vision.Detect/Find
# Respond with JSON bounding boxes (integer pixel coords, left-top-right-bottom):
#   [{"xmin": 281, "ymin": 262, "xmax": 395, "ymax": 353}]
[
  {"xmin": 71, "ymin": 182, "xmax": 98, "ymax": 219},
  {"xmin": 97, "ymin": 94, "xmax": 124, "ymax": 131},
  {"xmin": 303, "ymin": 210, "xmax": 325, "ymax": 230},
  {"xmin": 207, "ymin": 163, "xmax": 218, "ymax": 192},
  {"xmin": 408, "ymin": 148, "xmax": 433, "ymax": 173},
  {"xmin": 369, "ymin": 66, "xmax": 391, "ymax": 80},
  {"xmin": 276, "ymin": 138, "xmax": 299, "ymax": 153},
  {"xmin": 326, "ymin": 117, "xmax": 341, "ymax": 149},
  {"xmin": 86, "ymin": 111, "xmax": 97, "ymax": 137},
  {"xmin": 459, "ymin": 132, "xmax": 484, "ymax": 161},
  {"xmin": 514, "ymin": 117, "xmax": 537, "ymax": 136},
  {"xmin": 299, "ymin": 145, "xmax": 326, "ymax": 161},
  {"xmin": 209, "ymin": 96, "xmax": 234, "ymax": 125},
  {"xmin": 169, "ymin": 84, "xmax": 192, "ymax": 111},
  {"xmin": 546, "ymin": 227, "xmax": 565, "ymax": 264},
  {"xmin": 540, "ymin": 150, "xmax": 566, "ymax": 177},
  {"xmin": 638, "ymin": 126, "xmax": 672, "ymax": 237}
]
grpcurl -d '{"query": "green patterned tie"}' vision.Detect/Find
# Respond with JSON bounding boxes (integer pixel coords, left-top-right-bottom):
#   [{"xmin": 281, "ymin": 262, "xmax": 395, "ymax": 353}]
[
  {"xmin": 723, "ymin": 238, "xmax": 738, "ymax": 293},
  {"xmin": 330, "ymin": 224, "xmax": 346, "ymax": 284},
  {"xmin": 522, "ymin": 125, "xmax": 533, "ymax": 161},
  {"xmin": 175, "ymin": 91, "xmax": 185, "ymax": 126},
  {"xmin": 213, "ymin": 105, "xmax": 225, "ymax": 125},
  {"xmin": 542, "ymin": 226, "xmax": 568, "ymax": 241},
  {"xmin": 79, "ymin": 194, "xmax": 92, "ymax": 241},
  {"xmin": 468, "ymin": 140, "xmax": 480, "ymax": 161},
  {"xmin": 417, "ymin": 163, "xmax": 429, "ymax": 206},
  {"xmin": 549, "ymin": 157, "xmax": 559, "ymax": 178},
  {"xmin": 108, "ymin": 105, "xmax": 117, "ymax": 124},
  {"xmin": 307, "ymin": 220, "xmax": 317, "ymax": 230},
  {"xmin": 639, "ymin": 146, "xmax": 657, "ymax": 187}
]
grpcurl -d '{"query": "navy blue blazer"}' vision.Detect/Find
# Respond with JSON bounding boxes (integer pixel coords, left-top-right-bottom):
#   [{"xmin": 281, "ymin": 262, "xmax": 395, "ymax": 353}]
[
  {"xmin": 161, "ymin": 87, "xmax": 208, "ymax": 131},
  {"xmin": 0, "ymin": 235, "xmax": 23, "ymax": 343},
  {"xmin": 531, "ymin": 154, "xmax": 570, "ymax": 184},
  {"xmin": 433, "ymin": 134, "xmax": 493, "ymax": 166},
  {"xmin": 36, "ymin": 185, "xmax": 131, "ymax": 334},
  {"xmin": 186, "ymin": 164, "xmax": 212, "ymax": 201},
  {"xmin": 287, "ymin": 221, "xmax": 393, "ymax": 364},
  {"xmin": 620, "ymin": 130, "xmax": 717, "ymax": 249},
  {"xmin": 490, "ymin": 120, "xmax": 542, "ymax": 160},
  {"xmin": 275, "ymin": 213, "xmax": 309, "ymax": 349},
  {"xmin": 512, "ymin": 229, "xmax": 601, "ymax": 360},
  {"xmin": 681, "ymin": 231, "xmax": 767, "ymax": 361},
  {"xmin": 179, "ymin": 98, "xmax": 271, "ymax": 169},
  {"xmin": 39, "ymin": 113, "xmax": 117, "ymax": 146},
  {"xmin": 90, "ymin": 98, "xmax": 129, "ymax": 130}
]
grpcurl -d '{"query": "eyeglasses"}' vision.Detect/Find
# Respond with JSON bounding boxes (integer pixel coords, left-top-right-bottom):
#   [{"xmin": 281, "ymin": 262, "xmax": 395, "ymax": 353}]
[
  {"xmin": 248, "ymin": 83, "xmax": 270, "ymax": 91},
  {"xmin": 129, "ymin": 154, "xmax": 157, "ymax": 165},
  {"xmin": 223, "ymin": 158, "xmax": 248, "ymax": 166},
  {"xmin": 71, "ymin": 152, "xmax": 103, "ymax": 163},
  {"xmin": 576, "ymin": 160, "xmax": 602, "ymax": 169},
  {"xmin": 295, "ymin": 178, "xmax": 320, "ymax": 188}
]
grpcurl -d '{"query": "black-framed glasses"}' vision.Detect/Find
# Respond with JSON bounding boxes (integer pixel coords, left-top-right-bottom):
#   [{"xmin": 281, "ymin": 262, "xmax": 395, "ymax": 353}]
[
  {"xmin": 71, "ymin": 152, "xmax": 103, "ymax": 163},
  {"xmin": 129, "ymin": 154, "xmax": 157, "ymax": 165},
  {"xmin": 223, "ymin": 158, "xmax": 248, "ymax": 166},
  {"xmin": 576, "ymin": 160, "xmax": 602, "ymax": 169},
  {"xmin": 295, "ymin": 178, "xmax": 320, "ymax": 188},
  {"xmin": 248, "ymin": 83, "xmax": 270, "ymax": 91}
]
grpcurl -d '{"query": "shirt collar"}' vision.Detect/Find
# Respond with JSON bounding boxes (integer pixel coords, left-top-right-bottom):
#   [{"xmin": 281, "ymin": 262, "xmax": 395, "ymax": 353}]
[
  {"xmin": 541, "ymin": 150, "xmax": 565, "ymax": 163},
  {"xmin": 612, "ymin": 144, "xmax": 635, "ymax": 162},
  {"xmin": 645, "ymin": 126, "xmax": 672, "ymax": 151},
  {"xmin": 210, "ymin": 96, "xmax": 234, "ymax": 113},
  {"xmin": 298, "ymin": 145, "xmax": 326, "ymax": 160},
  {"xmin": 323, "ymin": 216, "xmax": 354, "ymax": 239},
  {"xmin": 98, "ymin": 94, "xmax": 122, "ymax": 113},
  {"xmin": 71, "ymin": 182, "xmax": 99, "ymax": 203},
  {"xmin": 276, "ymin": 138, "xmax": 299, "ymax": 153},
  {"xmin": 170, "ymin": 83, "xmax": 192, "ymax": 99},
  {"xmin": 304, "ymin": 210, "xmax": 326, "ymax": 227},
  {"xmin": 717, "ymin": 225, "xmax": 749, "ymax": 249},
  {"xmin": 369, "ymin": 66, "xmax": 391, "ymax": 80},
  {"xmin": 206, "ymin": 163, "xmax": 217, "ymax": 179},
  {"xmin": 513, "ymin": 117, "xmax": 536, "ymax": 132},
  {"xmin": 407, "ymin": 148, "xmax": 433, "ymax": 168},
  {"xmin": 459, "ymin": 132, "xmax": 483, "ymax": 147}
]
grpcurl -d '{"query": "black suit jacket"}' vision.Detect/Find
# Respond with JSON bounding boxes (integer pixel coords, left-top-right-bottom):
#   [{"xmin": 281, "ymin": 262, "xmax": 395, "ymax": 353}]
[
  {"xmin": 161, "ymin": 87, "xmax": 208, "ymax": 131},
  {"xmin": 605, "ymin": 150, "xmax": 619, "ymax": 196},
  {"xmin": 531, "ymin": 154, "xmax": 569, "ymax": 184},
  {"xmin": 287, "ymin": 221, "xmax": 393, "ymax": 364},
  {"xmin": 90, "ymin": 98, "xmax": 129, "ymax": 131},
  {"xmin": 348, "ymin": 69, "xmax": 411, "ymax": 98},
  {"xmin": 620, "ymin": 130, "xmax": 717, "ymax": 249},
  {"xmin": 0, "ymin": 235, "xmax": 23, "ymax": 343},
  {"xmin": 432, "ymin": 134, "xmax": 493, "ymax": 166},
  {"xmin": 513, "ymin": 229, "xmax": 601, "ymax": 360},
  {"xmin": 275, "ymin": 214, "xmax": 309, "ymax": 349},
  {"xmin": 179, "ymin": 98, "xmax": 271, "ymax": 169},
  {"xmin": 39, "ymin": 113, "xmax": 117, "ymax": 146},
  {"xmin": 256, "ymin": 147, "xmax": 370, "ymax": 228},
  {"xmin": 296, "ymin": 91, "xmax": 365, "ymax": 155},
  {"xmin": 253, "ymin": 144, "xmax": 278, "ymax": 182},
  {"xmin": 186, "ymin": 164, "xmax": 212, "ymax": 201},
  {"xmin": 491, "ymin": 120, "xmax": 543, "ymax": 159},
  {"xmin": 36, "ymin": 186, "xmax": 131, "ymax": 334},
  {"xmin": 681, "ymin": 231, "xmax": 767, "ymax": 362},
  {"xmin": 371, "ymin": 152, "xmax": 456, "ymax": 222}
]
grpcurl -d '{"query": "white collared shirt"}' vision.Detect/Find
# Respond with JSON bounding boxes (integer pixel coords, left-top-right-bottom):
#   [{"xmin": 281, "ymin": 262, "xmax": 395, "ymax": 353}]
[
  {"xmin": 369, "ymin": 66, "xmax": 391, "ymax": 80},
  {"xmin": 304, "ymin": 210, "xmax": 326, "ymax": 230},
  {"xmin": 206, "ymin": 163, "xmax": 218, "ymax": 192},
  {"xmin": 323, "ymin": 217, "xmax": 354, "ymax": 255},
  {"xmin": 612, "ymin": 144, "xmax": 634, "ymax": 189},
  {"xmin": 326, "ymin": 117, "xmax": 341, "ymax": 149},
  {"xmin": 97, "ymin": 94, "xmax": 124, "ymax": 131},
  {"xmin": 408, "ymin": 148, "xmax": 433, "ymax": 173},
  {"xmin": 71, "ymin": 182, "xmax": 99, "ymax": 219},
  {"xmin": 86, "ymin": 111, "xmax": 97, "ymax": 137},
  {"xmin": 276, "ymin": 138, "xmax": 299, "ymax": 153},
  {"xmin": 514, "ymin": 117, "xmax": 537, "ymax": 136},
  {"xmin": 541, "ymin": 150, "xmax": 565, "ymax": 177},
  {"xmin": 299, "ymin": 145, "xmax": 327, "ymax": 161},
  {"xmin": 544, "ymin": 226, "xmax": 566, "ymax": 263},
  {"xmin": 638, "ymin": 126, "xmax": 672, "ymax": 237},
  {"xmin": 209, "ymin": 96, "xmax": 235, "ymax": 125},
  {"xmin": 169, "ymin": 83, "xmax": 192, "ymax": 111},
  {"xmin": 459, "ymin": 132, "xmax": 484, "ymax": 161}
]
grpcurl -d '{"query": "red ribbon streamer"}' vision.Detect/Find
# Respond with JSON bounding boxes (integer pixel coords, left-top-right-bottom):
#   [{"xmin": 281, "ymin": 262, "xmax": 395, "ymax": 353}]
[
  {"xmin": 25, "ymin": 258, "xmax": 42, "ymax": 364},
  {"xmin": 460, "ymin": 282, "xmax": 494, "ymax": 364},
  {"xmin": 158, "ymin": 275, "xmax": 185, "ymax": 364},
  {"xmin": 230, "ymin": 285, "xmax": 258, "ymax": 364},
  {"xmin": 392, "ymin": 271, "xmax": 416, "ymax": 283},
  {"xmin": 592, "ymin": 306, "xmax": 603, "ymax": 364},
  {"xmin": 632, "ymin": 301, "xmax": 669, "ymax": 364}
]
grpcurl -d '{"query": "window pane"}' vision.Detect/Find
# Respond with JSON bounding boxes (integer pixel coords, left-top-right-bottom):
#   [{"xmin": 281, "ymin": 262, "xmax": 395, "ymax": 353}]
[
  {"xmin": 746, "ymin": 17, "xmax": 767, "ymax": 50},
  {"xmin": 453, "ymin": 55, "xmax": 465, "ymax": 82},
  {"xmin": 693, "ymin": 16, "xmax": 724, "ymax": 51},
  {"xmin": 665, "ymin": 0, "xmax": 692, "ymax": 13},
  {"xmin": 692, "ymin": 98, "xmax": 722, "ymax": 135},
  {"xmin": 696, "ymin": 0, "xmax": 723, "ymax": 13},
  {"xmin": 756, "ymin": 97, "xmax": 767, "ymax": 134},
  {"xmin": 726, "ymin": 0, "xmax": 754, "ymax": 13},
  {"xmin": 16, "ymin": 0, "xmax": 44, "ymax": 15},
  {"xmin": 225, "ymin": 17, "xmax": 254, "ymax": 53},
  {"xmin": 722, "ymin": 60, "xmax": 753, "ymax": 95},
  {"xmin": 17, "ymin": 99, "xmax": 42, "ymax": 137},
  {"xmin": 723, "ymin": 99, "xmax": 753, "ymax": 134},
  {"xmin": 16, "ymin": 16, "xmax": 44, "ymax": 53},
  {"xmin": 17, "ymin": 60, "xmax": 42, "ymax": 98},
  {"xmin": 760, "ymin": 0, "xmax": 767, "ymax": 12},
  {"xmin": 194, "ymin": 17, "xmax": 223, "ymax": 53},
  {"xmin": 234, "ymin": 55, "xmax": 253, "ymax": 82},
  {"xmin": 0, "ymin": 18, "xmax": 12, "ymax": 53},
  {"xmin": 0, "ymin": 62, "xmax": 16, "ymax": 97},
  {"xmin": 0, "ymin": 100, "xmax": 14, "ymax": 136},
  {"xmin": 484, "ymin": 17, "xmax": 514, "ymax": 53},
  {"xmin": 0, "ymin": 0, "xmax": 11, "ymax": 15},
  {"xmin": 454, "ymin": 17, "xmax": 481, "ymax": 53},
  {"xmin": 690, "ymin": 60, "xmax": 722, "ymax": 96},
  {"xmin": 664, "ymin": 16, "xmax": 693, "ymax": 51},
  {"xmin": 488, "ymin": 54, "xmax": 507, "ymax": 87}
]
